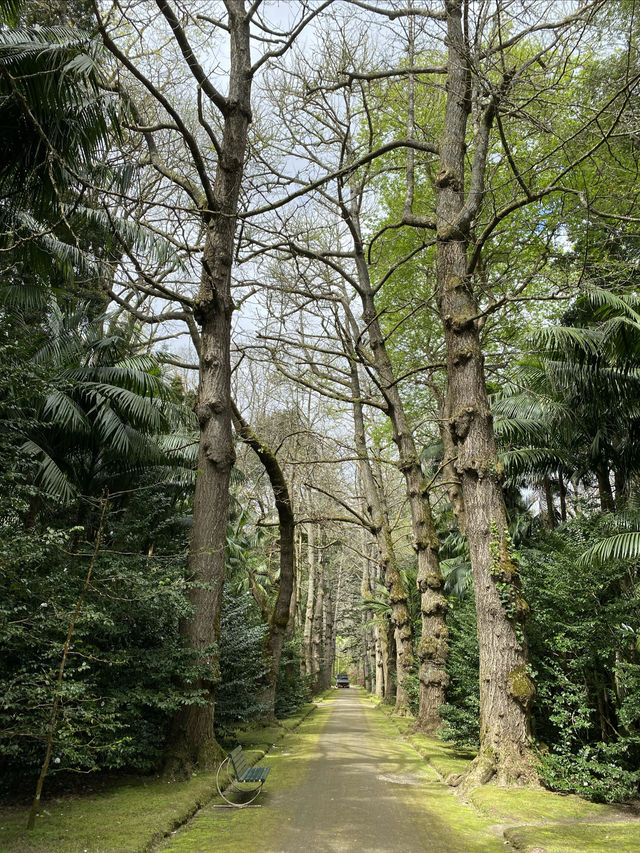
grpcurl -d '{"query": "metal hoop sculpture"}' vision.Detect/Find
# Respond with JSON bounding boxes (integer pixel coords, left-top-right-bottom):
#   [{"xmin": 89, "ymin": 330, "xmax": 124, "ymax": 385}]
[{"xmin": 215, "ymin": 757, "xmax": 265, "ymax": 807}]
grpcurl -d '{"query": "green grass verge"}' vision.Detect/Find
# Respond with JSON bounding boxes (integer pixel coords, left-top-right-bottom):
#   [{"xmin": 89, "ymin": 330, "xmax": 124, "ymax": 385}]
[
  {"xmin": 360, "ymin": 699, "xmax": 507, "ymax": 852},
  {"xmin": 370, "ymin": 698, "xmax": 640, "ymax": 852},
  {"xmin": 160, "ymin": 689, "xmax": 507, "ymax": 853},
  {"xmin": 504, "ymin": 822, "xmax": 640, "ymax": 852},
  {"xmin": 0, "ymin": 705, "xmax": 316, "ymax": 853},
  {"xmin": 470, "ymin": 787, "xmax": 617, "ymax": 822},
  {"xmin": 156, "ymin": 700, "xmax": 333, "ymax": 853},
  {"xmin": 367, "ymin": 693, "xmax": 476, "ymax": 779},
  {"xmin": 407, "ymin": 732, "xmax": 476, "ymax": 779}
]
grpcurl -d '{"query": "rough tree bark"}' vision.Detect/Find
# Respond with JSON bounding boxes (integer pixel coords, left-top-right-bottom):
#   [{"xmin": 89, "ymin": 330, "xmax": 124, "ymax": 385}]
[
  {"xmin": 361, "ymin": 528, "xmax": 385, "ymax": 697},
  {"xmin": 230, "ymin": 401, "xmax": 295, "ymax": 718},
  {"xmin": 160, "ymin": 1, "xmax": 253, "ymax": 776},
  {"xmin": 345, "ymin": 337, "xmax": 415, "ymax": 713},
  {"xmin": 303, "ymin": 521, "xmax": 317, "ymax": 680},
  {"xmin": 311, "ymin": 538, "xmax": 325, "ymax": 688},
  {"xmin": 340, "ymin": 233, "xmax": 449, "ymax": 728},
  {"xmin": 435, "ymin": 0, "xmax": 535, "ymax": 786},
  {"xmin": 322, "ymin": 579, "xmax": 335, "ymax": 689}
]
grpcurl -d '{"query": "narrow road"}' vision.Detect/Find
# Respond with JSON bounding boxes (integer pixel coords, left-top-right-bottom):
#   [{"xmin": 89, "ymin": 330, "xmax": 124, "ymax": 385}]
[
  {"xmin": 273, "ymin": 688, "xmax": 456, "ymax": 852},
  {"xmin": 160, "ymin": 689, "xmax": 505, "ymax": 853}
]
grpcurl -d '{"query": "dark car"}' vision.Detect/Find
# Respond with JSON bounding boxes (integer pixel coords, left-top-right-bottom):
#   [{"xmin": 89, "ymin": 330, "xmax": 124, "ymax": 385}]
[{"xmin": 336, "ymin": 673, "xmax": 350, "ymax": 688}]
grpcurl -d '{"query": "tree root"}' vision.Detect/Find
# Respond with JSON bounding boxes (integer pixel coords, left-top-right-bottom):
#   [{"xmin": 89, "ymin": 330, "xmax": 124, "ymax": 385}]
[
  {"xmin": 161, "ymin": 736, "xmax": 226, "ymax": 782},
  {"xmin": 448, "ymin": 744, "xmax": 540, "ymax": 794}
]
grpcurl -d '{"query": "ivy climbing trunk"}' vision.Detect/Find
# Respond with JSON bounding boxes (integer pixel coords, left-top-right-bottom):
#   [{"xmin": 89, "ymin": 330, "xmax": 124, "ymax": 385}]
[{"xmin": 435, "ymin": 0, "xmax": 535, "ymax": 786}]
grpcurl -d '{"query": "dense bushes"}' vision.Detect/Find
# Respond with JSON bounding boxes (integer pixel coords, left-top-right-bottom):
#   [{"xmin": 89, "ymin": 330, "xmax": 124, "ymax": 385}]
[
  {"xmin": 0, "ymin": 500, "xmax": 310, "ymax": 794},
  {"xmin": 0, "ymin": 304, "xmax": 311, "ymax": 796},
  {"xmin": 0, "ymin": 499, "xmax": 192, "ymax": 795},
  {"xmin": 440, "ymin": 517, "xmax": 640, "ymax": 801},
  {"xmin": 437, "ymin": 594, "xmax": 480, "ymax": 748},
  {"xmin": 523, "ymin": 520, "xmax": 640, "ymax": 801}
]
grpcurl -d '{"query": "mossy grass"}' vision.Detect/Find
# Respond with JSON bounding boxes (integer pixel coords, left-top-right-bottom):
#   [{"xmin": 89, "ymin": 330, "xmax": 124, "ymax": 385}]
[
  {"xmin": 373, "ymin": 697, "xmax": 640, "ymax": 850},
  {"xmin": 311, "ymin": 689, "xmax": 337, "ymax": 702},
  {"xmin": 407, "ymin": 732, "xmax": 476, "ymax": 779},
  {"xmin": 161, "ymin": 689, "xmax": 507, "ymax": 853},
  {"xmin": 504, "ymin": 822, "xmax": 640, "ymax": 852},
  {"xmin": 470, "ymin": 787, "xmax": 618, "ymax": 822},
  {"xmin": 156, "ymin": 699, "xmax": 334, "ymax": 852},
  {"xmin": 360, "ymin": 698, "xmax": 507, "ymax": 852},
  {"xmin": 0, "ymin": 704, "xmax": 316, "ymax": 853}
]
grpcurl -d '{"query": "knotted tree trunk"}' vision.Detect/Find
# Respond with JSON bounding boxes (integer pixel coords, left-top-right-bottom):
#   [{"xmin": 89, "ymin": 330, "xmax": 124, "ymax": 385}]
[
  {"xmin": 435, "ymin": 0, "xmax": 536, "ymax": 786},
  {"xmin": 161, "ymin": 1, "xmax": 254, "ymax": 778}
]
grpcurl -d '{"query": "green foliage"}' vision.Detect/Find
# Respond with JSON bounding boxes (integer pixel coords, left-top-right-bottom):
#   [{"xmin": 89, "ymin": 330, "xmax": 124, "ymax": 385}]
[
  {"xmin": 274, "ymin": 637, "xmax": 311, "ymax": 719},
  {"xmin": 521, "ymin": 519, "xmax": 640, "ymax": 801},
  {"xmin": 0, "ymin": 510, "xmax": 195, "ymax": 795},
  {"xmin": 2, "ymin": 297, "xmax": 194, "ymax": 506},
  {"xmin": 438, "ymin": 594, "xmax": 480, "ymax": 747},
  {"xmin": 215, "ymin": 590, "xmax": 268, "ymax": 733},
  {"xmin": 493, "ymin": 287, "xmax": 640, "ymax": 507},
  {"xmin": 0, "ymin": 24, "xmax": 119, "ymax": 220},
  {"xmin": 538, "ymin": 740, "xmax": 640, "ymax": 804},
  {"xmin": 401, "ymin": 670, "xmax": 420, "ymax": 717}
]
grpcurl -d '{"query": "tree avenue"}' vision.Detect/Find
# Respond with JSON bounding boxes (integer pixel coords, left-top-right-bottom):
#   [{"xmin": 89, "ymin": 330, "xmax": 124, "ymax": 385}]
[{"xmin": 3, "ymin": 0, "xmax": 640, "ymax": 833}]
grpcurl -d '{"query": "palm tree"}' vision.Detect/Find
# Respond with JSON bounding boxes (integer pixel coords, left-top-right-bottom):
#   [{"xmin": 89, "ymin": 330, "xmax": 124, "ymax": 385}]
[
  {"xmin": 0, "ymin": 9, "xmax": 123, "ymax": 285},
  {"xmin": 493, "ymin": 287, "xmax": 640, "ymax": 516},
  {"xmin": 5, "ymin": 297, "xmax": 195, "ymax": 515}
]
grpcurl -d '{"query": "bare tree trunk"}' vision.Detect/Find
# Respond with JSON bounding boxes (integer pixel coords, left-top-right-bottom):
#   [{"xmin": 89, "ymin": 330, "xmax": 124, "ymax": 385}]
[
  {"xmin": 327, "ymin": 551, "xmax": 342, "ymax": 685},
  {"xmin": 312, "ymin": 538, "xmax": 325, "ymax": 690},
  {"xmin": 559, "ymin": 472, "xmax": 568, "ymax": 523},
  {"xmin": 340, "ymin": 223, "xmax": 449, "ymax": 728},
  {"xmin": 303, "ymin": 522, "xmax": 316, "ymax": 678},
  {"xmin": 614, "ymin": 468, "xmax": 627, "ymax": 510},
  {"xmin": 360, "ymin": 531, "xmax": 379, "ymax": 694},
  {"xmin": 542, "ymin": 477, "xmax": 556, "ymax": 529},
  {"xmin": 290, "ymin": 526, "xmax": 303, "ymax": 632},
  {"xmin": 231, "ymin": 402, "xmax": 295, "ymax": 718},
  {"xmin": 597, "ymin": 466, "xmax": 615, "ymax": 513},
  {"xmin": 321, "ymin": 579, "xmax": 334, "ymax": 690},
  {"xmin": 435, "ymin": 0, "xmax": 535, "ymax": 786},
  {"xmin": 385, "ymin": 617, "xmax": 397, "ymax": 704},
  {"xmin": 362, "ymin": 625, "xmax": 373, "ymax": 692},
  {"xmin": 375, "ymin": 627, "xmax": 385, "ymax": 698},
  {"xmin": 157, "ymin": 1, "xmax": 253, "ymax": 778},
  {"xmin": 345, "ymin": 341, "xmax": 415, "ymax": 713}
]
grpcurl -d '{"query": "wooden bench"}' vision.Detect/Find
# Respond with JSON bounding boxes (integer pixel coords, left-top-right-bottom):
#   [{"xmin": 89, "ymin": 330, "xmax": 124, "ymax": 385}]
[{"xmin": 215, "ymin": 746, "xmax": 270, "ymax": 807}]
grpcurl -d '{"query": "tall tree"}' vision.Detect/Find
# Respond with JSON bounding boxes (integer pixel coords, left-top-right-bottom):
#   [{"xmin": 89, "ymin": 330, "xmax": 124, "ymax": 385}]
[
  {"xmin": 230, "ymin": 401, "xmax": 295, "ymax": 717},
  {"xmin": 92, "ymin": 0, "xmax": 328, "ymax": 775},
  {"xmin": 387, "ymin": 0, "xmax": 631, "ymax": 785}
]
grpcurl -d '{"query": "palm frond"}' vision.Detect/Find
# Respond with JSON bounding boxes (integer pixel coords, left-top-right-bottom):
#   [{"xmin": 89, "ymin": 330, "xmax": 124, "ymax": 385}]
[
  {"xmin": 579, "ymin": 531, "xmax": 640, "ymax": 565},
  {"xmin": 499, "ymin": 447, "xmax": 566, "ymax": 477},
  {"xmin": 20, "ymin": 438, "xmax": 75, "ymax": 502}
]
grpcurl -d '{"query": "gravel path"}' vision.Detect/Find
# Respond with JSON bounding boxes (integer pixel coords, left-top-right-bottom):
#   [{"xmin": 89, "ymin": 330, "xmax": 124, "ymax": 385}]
[
  {"xmin": 271, "ymin": 688, "xmax": 445, "ymax": 852},
  {"xmin": 160, "ymin": 689, "xmax": 505, "ymax": 853}
]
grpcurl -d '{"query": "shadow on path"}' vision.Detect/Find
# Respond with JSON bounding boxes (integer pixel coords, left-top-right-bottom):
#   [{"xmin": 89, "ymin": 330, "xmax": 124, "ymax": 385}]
[{"xmin": 158, "ymin": 689, "xmax": 505, "ymax": 853}]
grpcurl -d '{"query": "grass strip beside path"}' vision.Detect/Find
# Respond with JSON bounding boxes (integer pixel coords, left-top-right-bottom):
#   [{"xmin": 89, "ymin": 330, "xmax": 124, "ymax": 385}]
[
  {"xmin": 155, "ymin": 694, "xmax": 337, "ymax": 853},
  {"xmin": 0, "ymin": 703, "xmax": 319, "ymax": 853},
  {"xmin": 372, "ymin": 695, "xmax": 640, "ymax": 852}
]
